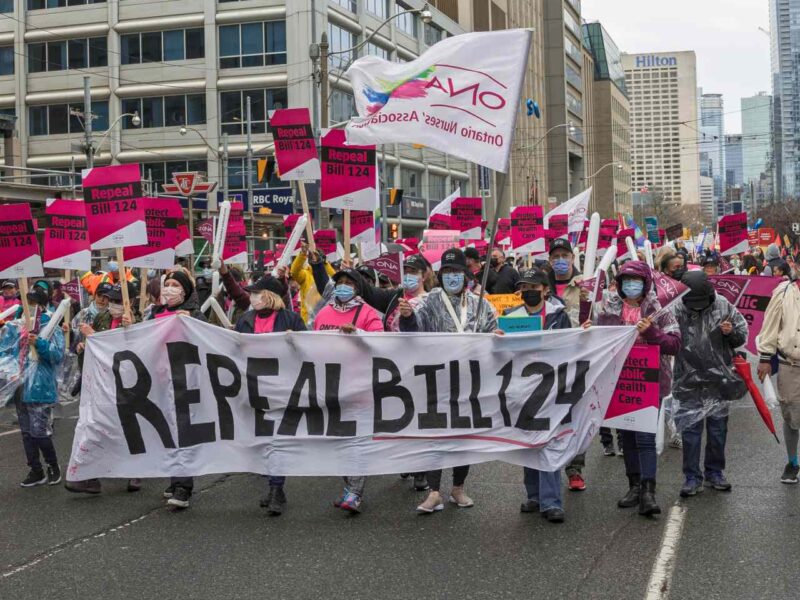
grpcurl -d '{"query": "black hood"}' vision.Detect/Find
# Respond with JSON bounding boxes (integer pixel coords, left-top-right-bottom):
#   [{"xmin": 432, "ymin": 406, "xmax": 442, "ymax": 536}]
[{"xmin": 681, "ymin": 270, "xmax": 715, "ymax": 311}]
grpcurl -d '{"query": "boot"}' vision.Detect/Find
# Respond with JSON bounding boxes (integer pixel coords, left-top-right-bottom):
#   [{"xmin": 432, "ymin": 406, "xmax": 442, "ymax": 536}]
[
  {"xmin": 639, "ymin": 479, "xmax": 661, "ymax": 516},
  {"xmin": 617, "ymin": 474, "xmax": 640, "ymax": 508}
]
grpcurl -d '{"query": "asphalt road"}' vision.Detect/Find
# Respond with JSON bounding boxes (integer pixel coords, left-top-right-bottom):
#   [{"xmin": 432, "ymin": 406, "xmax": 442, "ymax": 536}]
[{"xmin": 0, "ymin": 398, "xmax": 797, "ymax": 600}]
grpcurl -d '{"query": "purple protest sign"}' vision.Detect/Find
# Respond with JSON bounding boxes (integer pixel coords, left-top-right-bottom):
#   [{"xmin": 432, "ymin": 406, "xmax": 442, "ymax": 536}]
[
  {"xmin": 364, "ymin": 252, "xmax": 403, "ymax": 284},
  {"xmin": 710, "ymin": 275, "xmax": 783, "ymax": 354}
]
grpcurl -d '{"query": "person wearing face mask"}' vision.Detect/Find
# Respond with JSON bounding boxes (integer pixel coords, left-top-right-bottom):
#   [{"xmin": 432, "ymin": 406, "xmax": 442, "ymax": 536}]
[
  {"xmin": 590, "ymin": 260, "xmax": 682, "ymax": 517},
  {"xmin": 398, "ymin": 248, "xmax": 499, "ymax": 514},
  {"xmin": 548, "ymin": 239, "xmax": 583, "ymax": 327},
  {"xmin": 504, "ymin": 269, "xmax": 571, "ymax": 523},
  {"xmin": 671, "ymin": 271, "xmax": 748, "ymax": 498},
  {"xmin": 385, "ymin": 255, "xmax": 428, "ymax": 334},
  {"xmin": 702, "ymin": 256, "xmax": 720, "ymax": 277},
  {"xmin": 0, "ymin": 280, "xmax": 20, "ymax": 314},
  {"xmin": 661, "ymin": 254, "xmax": 686, "ymax": 282},
  {"xmin": 484, "ymin": 247, "xmax": 518, "ymax": 294},
  {"xmin": 233, "ymin": 275, "xmax": 305, "ymax": 515},
  {"xmin": 148, "ymin": 271, "xmax": 208, "ymax": 510},
  {"xmin": 312, "ymin": 268, "xmax": 383, "ymax": 513}
]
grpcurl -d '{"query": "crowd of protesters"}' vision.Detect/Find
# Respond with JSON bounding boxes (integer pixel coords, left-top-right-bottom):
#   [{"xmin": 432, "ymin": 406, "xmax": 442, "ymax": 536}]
[{"xmin": 1, "ymin": 235, "xmax": 797, "ymax": 524}]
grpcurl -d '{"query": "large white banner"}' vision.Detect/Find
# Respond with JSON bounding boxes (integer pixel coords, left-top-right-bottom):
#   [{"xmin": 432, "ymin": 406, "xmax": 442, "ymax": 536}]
[
  {"xmin": 67, "ymin": 317, "xmax": 637, "ymax": 480},
  {"xmin": 345, "ymin": 30, "xmax": 531, "ymax": 173}
]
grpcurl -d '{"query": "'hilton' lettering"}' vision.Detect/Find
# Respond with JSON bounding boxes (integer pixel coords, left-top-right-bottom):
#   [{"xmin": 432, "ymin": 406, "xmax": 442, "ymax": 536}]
[{"xmin": 635, "ymin": 55, "xmax": 678, "ymax": 68}]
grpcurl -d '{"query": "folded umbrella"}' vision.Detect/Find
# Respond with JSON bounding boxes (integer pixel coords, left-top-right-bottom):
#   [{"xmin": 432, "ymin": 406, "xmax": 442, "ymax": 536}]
[{"xmin": 732, "ymin": 356, "xmax": 780, "ymax": 443}]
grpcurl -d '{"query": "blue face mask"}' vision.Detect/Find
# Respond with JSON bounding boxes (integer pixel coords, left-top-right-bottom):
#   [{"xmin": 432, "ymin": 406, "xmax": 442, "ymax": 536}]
[
  {"xmin": 402, "ymin": 274, "xmax": 420, "ymax": 292},
  {"xmin": 202, "ymin": 268, "xmax": 213, "ymax": 279},
  {"xmin": 334, "ymin": 284, "xmax": 355, "ymax": 303},
  {"xmin": 441, "ymin": 272, "xmax": 465, "ymax": 294},
  {"xmin": 107, "ymin": 261, "xmax": 119, "ymax": 274},
  {"xmin": 621, "ymin": 279, "xmax": 644, "ymax": 298},
  {"xmin": 552, "ymin": 258, "xmax": 571, "ymax": 276},
  {"xmin": 147, "ymin": 269, "xmax": 157, "ymax": 279}
]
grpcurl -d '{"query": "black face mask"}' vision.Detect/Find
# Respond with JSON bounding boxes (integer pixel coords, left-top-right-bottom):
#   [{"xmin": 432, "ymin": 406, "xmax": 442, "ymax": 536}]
[
  {"xmin": 683, "ymin": 295, "xmax": 713, "ymax": 312},
  {"xmin": 490, "ymin": 258, "xmax": 500, "ymax": 267},
  {"xmin": 669, "ymin": 268, "xmax": 687, "ymax": 281},
  {"xmin": 521, "ymin": 290, "xmax": 542, "ymax": 307}
]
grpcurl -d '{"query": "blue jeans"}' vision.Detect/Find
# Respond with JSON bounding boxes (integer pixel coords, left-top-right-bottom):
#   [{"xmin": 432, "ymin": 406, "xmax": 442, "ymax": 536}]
[
  {"xmin": 621, "ymin": 430, "xmax": 657, "ymax": 480},
  {"xmin": 680, "ymin": 415, "xmax": 728, "ymax": 482},
  {"xmin": 267, "ymin": 476, "xmax": 285, "ymax": 488},
  {"xmin": 523, "ymin": 468, "xmax": 562, "ymax": 511}
]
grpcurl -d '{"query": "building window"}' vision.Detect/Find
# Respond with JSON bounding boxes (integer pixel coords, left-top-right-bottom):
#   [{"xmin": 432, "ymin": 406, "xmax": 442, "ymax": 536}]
[
  {"xmin": 121, "ymin": 29, "xmax": 204, "ymax": 64},
  {"xmin": 395, "ymin": 2, "xmax": 417, "ymax": 37},
  {"xmin": 328, "ymin": 23, "xmax": 356, "ymax": 70},
  {"xmin": 29, "ymin": 101, "xmax": 108, "ymax": 136},
  {"xmin": 0, "ymin": 0, "xmax": 12, "ymax": 13},
  {"xmin": 329, "ymin": 89, "xmax": 356, "ymax": 124},
  {"xmin": 218, "ymin": 21, "xmax": 286, "ymax": 69},
  {"xmin": 364, "ymin": 43, "xmax": 388, "ymax": 59},
  {"xmin": 28, "ymin": 37, "xmax": 107, "ymax": 72},
  {"xmin": 141, "ymin": 160, "xmax": 208, "ymax": 188},
  {"xmin": 428, "ymin": 173, "xmax": 446, "ymax": 202},
  {"xmin": 27, "ymin": 0, "xmax": 105, "ymax": 9},
  {"xmin": 424, "ymin": 22, "xmax": 444, "ymax": 46},
  {"xmin": 220, "ymin": 88, "xmax": 287, "ymax": 135},
  {"xmin": 0, "ymin": 46, "xmax": 12, "ymax": 75},
  {"xmin": 330, "ymin": 0, "xmax": 356, "ymax": 12},
  {"xmin": 121, "ymin": 94, "xmax": 206, "ymax": 129},
  {"xmin": 365, "ymin": 0, "xmax": 387, "ymax": 17}
]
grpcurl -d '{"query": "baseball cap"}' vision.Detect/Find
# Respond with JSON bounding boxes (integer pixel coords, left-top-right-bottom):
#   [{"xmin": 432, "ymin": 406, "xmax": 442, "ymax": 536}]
[
  {"xmin": 516, "ymin": 269, "xmax": 548, "ymax": 288},
  {"xmin": 439, "ymin": 248, "xmax": 468, "ymax": 272},
  {"xmin": 549, "ymin": 238, "xmax": 573, "ymax": 255}
]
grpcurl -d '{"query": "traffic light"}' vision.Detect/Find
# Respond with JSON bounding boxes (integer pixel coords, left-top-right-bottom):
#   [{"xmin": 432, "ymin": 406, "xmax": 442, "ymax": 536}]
[
  {"xmin": 390, "ymin": 223, "xmax": 398, "ymax": 239},
  {"xmin": 389, "ymin": 188, "xmax": 403, "ymax": 206},
  {"xmin": 257, "ymin": 158, "xmax": 268, "ymax": 183}
]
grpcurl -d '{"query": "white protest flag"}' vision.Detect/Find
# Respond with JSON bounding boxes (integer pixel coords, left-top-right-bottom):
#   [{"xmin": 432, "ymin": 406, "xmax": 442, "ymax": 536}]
[
  {"xmin": 428, "ymin": 186, "xmax": 460, "ymax": 224},
  {"xmin": 544, "ymin": 187, "xmax": 592, "ymax": 233},
  {"xmin": 67, "ymin": 317, "xmax": 637, "ymax": 480},
  {"xmin": 345, "ymin": 30, "xmax": 532, "ymax": 173}
]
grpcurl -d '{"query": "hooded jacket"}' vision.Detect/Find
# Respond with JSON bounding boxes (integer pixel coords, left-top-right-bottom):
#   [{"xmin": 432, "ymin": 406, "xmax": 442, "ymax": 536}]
[
  {"xmin": 594, "ymin": 260, "xmax": 682, "ymax": 398},
  {"xmin": 235, "ymin": 309, "xmax": 306, "ymax": 334},
  {"xmin": 399, "ymin": 287, "xmax": 498, "ymax": 333},
  {"xmin": 762, "ymin": 243, "xmax": 783, "ymax": 276},
  {"xmin": 503, "ymin": 297, "xmax": 572, "ymax": 330},
  {"xmin": 149, "ymin": 293, "xmax": 208, "ymax": 322},
  {"xmin": 548, "ymin": 265, "xmax": 583, "ymax": 327},
  {"xmin": 670, "ymin": 273, "xmax": 748, "ymax": 404}
]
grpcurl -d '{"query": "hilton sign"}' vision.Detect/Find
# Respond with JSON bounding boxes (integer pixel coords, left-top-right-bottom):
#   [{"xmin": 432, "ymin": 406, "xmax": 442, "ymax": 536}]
[{"xmin": 635, "ymin": 55, "xmax": 678, "ymax": 68}]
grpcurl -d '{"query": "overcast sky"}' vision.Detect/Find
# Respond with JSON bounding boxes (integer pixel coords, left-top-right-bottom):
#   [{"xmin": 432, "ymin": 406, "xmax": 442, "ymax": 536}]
[{"xmin": 582, "ymin": 0, "xmax": 771, "ymax": 134}]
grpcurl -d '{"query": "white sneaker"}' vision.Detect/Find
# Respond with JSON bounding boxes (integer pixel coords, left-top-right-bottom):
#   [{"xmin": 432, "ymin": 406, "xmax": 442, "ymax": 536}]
[
  {"xmin": 448, "ymin": 486, "xmax": 474, "ymax": 508},
  {"xmin": 416, "ymin": 491, "xmax": 444, "ymax": 513}
]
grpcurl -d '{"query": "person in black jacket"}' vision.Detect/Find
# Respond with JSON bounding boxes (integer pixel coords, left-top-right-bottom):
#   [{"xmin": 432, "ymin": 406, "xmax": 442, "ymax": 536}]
[
  {"xmin": 485, "ymin": 247, "xmax": 519, "ymax": 294},
  {"xmin": 234, "ymin": 274, "xmax": 305, "ymax": 515}
]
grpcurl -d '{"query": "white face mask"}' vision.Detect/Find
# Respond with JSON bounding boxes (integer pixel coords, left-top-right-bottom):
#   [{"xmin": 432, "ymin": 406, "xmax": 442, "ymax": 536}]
[
  {"xmin": 109, "ymin": 303, "xmax": 124, "ymax": 318},
  {"xmin": 160, "ymin": 286, "xmax": 185, "ymax": 307}
]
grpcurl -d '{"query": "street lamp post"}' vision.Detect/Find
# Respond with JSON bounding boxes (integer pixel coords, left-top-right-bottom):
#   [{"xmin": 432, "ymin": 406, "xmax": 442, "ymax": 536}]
[{"xmin": 519, "ymin": 122, "xmax": 576, "ymax": 203}]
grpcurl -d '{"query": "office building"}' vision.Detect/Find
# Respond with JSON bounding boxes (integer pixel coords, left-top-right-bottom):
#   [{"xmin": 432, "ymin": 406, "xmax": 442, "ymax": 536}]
[
  {"xmin": 583, "ymin": 21, "xmax": 631, "ymax": 217},
  {"xmin": 0, "ymin": 0, "xmax": 481, "ymax": 244},
  {"xmin": 699, "ymin": 175, "xmax": 714, "ymax": 220},
  {"xmin": 770, "ymin": 0, "xmax": 799, "ymax": 198},
  {"xmin": 699, "ymin": 92, "xmax": 725, "ymax": 200},
  {"xmin": 741, "ymin": 92, "xmax": 773, "ymax": 207},
  {"xmin": 622, "ymin": 50, "xmax": 700, "ymax": 207},
  {"xmin": 724, "ymin": 134, "xmax": 743, "ymax": 188}
]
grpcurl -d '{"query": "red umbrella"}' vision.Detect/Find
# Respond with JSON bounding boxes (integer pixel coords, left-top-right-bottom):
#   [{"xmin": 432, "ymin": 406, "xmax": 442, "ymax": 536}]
[{"xmin": 732, "ymin": 356, "xmax": 780, "ymax": 444}]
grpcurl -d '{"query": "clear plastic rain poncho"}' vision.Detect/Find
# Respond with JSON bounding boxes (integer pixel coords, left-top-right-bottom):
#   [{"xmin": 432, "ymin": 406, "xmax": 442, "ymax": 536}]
[
  {"xmin": 403, "ymin": 287, "xmax": 498, "ymax": 333},
  {"xmin": 670, "ymin": 294, "xmax": 751, "ymax": 431}
]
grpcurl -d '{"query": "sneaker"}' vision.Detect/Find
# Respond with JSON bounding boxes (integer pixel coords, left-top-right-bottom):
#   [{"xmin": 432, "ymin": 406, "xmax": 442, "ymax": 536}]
[
  {"xmin": 669, "ymin": 436, "xmax": 683, "ymax": 450},
  {"xmin": 413, "ymin": 474, "xmax": 430, "ymax": 491},
  {"xmin": 399, "ymin": 473, "xmax": 411, "ymax": 479},
  {"xmin": 47, "ymin": 464, "xmax": 62, "ymax": 485},
  {"xmin": 679, "ymin": 479, "xmax": 704, "ymax": 498},
  {"xmin": 127, "ymin": 479, "xmax": 142, "ymax": 492},
  {"xmin": 520, "ymin": 500, "xmax": 540, "ymax": 513},
  {"xmin": 542, "ymin": 507, "xmax": 565, "ymax": 523},
  {"xmin": 568, "ymin": 473, "xmax": 586, "ymax": 491},
  {"xmin": 339, "ymin": 491, "xmax": 362, "ymax": 513},
  {"xmin": 704, "ymin": 474, "xmax": 732, "ymax": 491},
  {"xmin": 167, "ymin": 487, "xmax": 191, "ymax": 509},
  {"xmin": 617, "ymin": 447, "xmax": 624, "ymax": 457},
  {"xmin": 417, "ymin": 491, "xmax": 444, "ymax": 514},
  {"xmin": 162, "ymin": 483, "xmax": 175, "ymax": 499},
  {"xmin": 448, "ymin": 485, "xmax": 474, "ymax": 508},
  {"xmin": 781, "ymin": 462, "xmax": 800, "ymax": 484},
  {"xmin": 267, "ymin": 487, "xmax": 287, "ymax": 516},
  {"xmin": 64, "ymin": 478, "xmax": 102, "ymax": 494},
  {"xmin": 20, "ymin": 469, "xmax": 47, "ymax": 487},
  {"xmin": 603, "ymin": 445, "xmax": 616, "ymax": 457}
]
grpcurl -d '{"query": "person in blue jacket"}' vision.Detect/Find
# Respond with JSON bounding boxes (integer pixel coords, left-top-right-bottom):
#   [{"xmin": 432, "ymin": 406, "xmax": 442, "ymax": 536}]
[{"xmin": 0, "ymin": 284, "xmax": 65, "ymax": 487}]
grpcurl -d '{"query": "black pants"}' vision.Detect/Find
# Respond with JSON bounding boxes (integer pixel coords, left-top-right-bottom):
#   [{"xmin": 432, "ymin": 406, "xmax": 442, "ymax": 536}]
[
  {"xmin": 427, "ymin": 466, "xmax": 469, "ymax": 492},
  {"xmin": 15, "ymin": 393, "xmax": 58, "ymax": 472},
  {"xmin": 600, "ymin": 427, "xmax": 623, "ymax": 448}
]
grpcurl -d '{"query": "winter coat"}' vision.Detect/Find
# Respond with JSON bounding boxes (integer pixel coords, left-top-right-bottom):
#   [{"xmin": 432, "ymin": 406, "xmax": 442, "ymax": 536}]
[
  {"xmin": 149, "ymin": 295, "xmax": 208, "ymax": 322},
  {"xmin": 485, "ymin": 263, "xmax": 520, "ymax": 294},
  {"xmin": 594, "ymin": 260, "xmax": 682, "ymax": 398},
  {"xmin": 235, "ymin": 309, "xmax": 307, "ymax": 334},
  {"xmin": 314, "ymin": 299, "xmax": 384, "ymax": 332},
  {"xmin": 399, "ymin": 287, "xmax": 498, "ymax": 333},
  {"xmin": 292, "ymin": 251, "xmax": 336, "ymax": 322},
  {"xmin": 0, "ymin": 295, "xmax": 20, "ymax": 313},
  {"xmin": 548, "ymin": 267, "xmax": 584, "ymax": 327},
  {"xmin": 503, "ymin": 298, "xmax": 572, "ymax": 330},
  {"xmin": 0, "ymin": 312, "xmax": 65, "ymax": 404},
  {"xmin": 670, "ymin": 295, "xmax": 748, "ymax": 404}
]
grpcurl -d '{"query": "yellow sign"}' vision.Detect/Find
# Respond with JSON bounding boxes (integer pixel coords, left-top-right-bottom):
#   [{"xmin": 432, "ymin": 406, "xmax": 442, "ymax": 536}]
[{"xmin": 486, "ymin": 294, "xmax": 520, "ymax": 316}]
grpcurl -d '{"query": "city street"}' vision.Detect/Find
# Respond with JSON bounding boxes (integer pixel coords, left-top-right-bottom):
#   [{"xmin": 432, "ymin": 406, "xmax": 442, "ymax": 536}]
[{"xmin": 0, "ymin": 399, "xmax": 795, "ymax": 600}]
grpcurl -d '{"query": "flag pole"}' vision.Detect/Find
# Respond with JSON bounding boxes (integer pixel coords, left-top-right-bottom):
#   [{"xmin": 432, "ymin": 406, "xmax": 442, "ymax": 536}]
[{"xmin": 475, "ymin": 171, "xmax": 508, "ymax": 331}]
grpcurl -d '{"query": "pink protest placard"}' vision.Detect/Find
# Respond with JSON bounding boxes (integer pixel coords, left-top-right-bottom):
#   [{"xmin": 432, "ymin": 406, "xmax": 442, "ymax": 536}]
[
  {"xmin": 43, "ymin": 198, "xmax": 90, "ymax": 271},
  {"xmin": 124, "ymin": 198, "xmax": 182, "ymax": 269},
  {"xmin": 81, "ymin": 164, "xmax": 147, "ymax": 249},
  {"xmin": 197, "ymin": 218, "xmax": 215, "ymax": 244},
  {"xmin": 718, "ymin": 212, "xmax": 748, "ymax": 256},
  {"xmin": 617, "ymin": 228, "xmax": 636, "ymax": 260},
  {"xmin": 651, "ymin": 269, "xmax": 688, "ymax": 308},
  {"xmin": 549, "ymin": 214, "xmax": 568, "ymax": 239},
  {"xmin": 709, "ymin": 275, "xmax": 783, "ymax": 355},
  {"xmin": 175, "ymin": 222, "xmax": 193, "ymax": 257},
  {"xmin": 510, "ymin": 205, "xmax": 544, "ymax": 254},
  {"xmin": 428, "ymin": 214, "xmax": 452, "ymax": 230},
  {"xmin": 0, "ymin": 204, "xmax": 44, "ymax": 278},
  {"xmin": 496, "ymin": 218, "xmax": 511, "ymax": 245},
  {"xmin": 450, "ymin": 197, "xmax": 482, "ymax": 239},
  {"xmin": 364, "ymin": 252, "xmax": 403, "ymax": 284},
  {"xmin": 269, "ymin": 108, "xmax": 321, "ymax": 181},
  {"xmin": 261, "ymin": 250, "xmax": 276, "ymax": 269},
  {"xmin": 321, "ymin": 129, "xmax": 377, "ymax": 210},
  {"xmin": 350, "ymin": 210, "xmax": 375, "ymax": 244},
  {"xmin": 420, "ymin": 229, "xmax": 460, "ymax": 269},
  {"xmin": 223, "ymin": 202, "xmax": 247, "ymax": 264},
  {"xmin": 603, "ymin": 344, "xmax": 660, "ymax": 433},
  {"xmin": 314, "ymin": 229, "xmax": 338, "ymax": 261},
  {"xmin": 598, "ymin": 226, "xmax": 616, "ymax": 251}
]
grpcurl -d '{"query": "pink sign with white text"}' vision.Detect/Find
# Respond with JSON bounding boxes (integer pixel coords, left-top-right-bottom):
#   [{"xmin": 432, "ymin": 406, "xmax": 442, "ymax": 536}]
[
  {"xmin": 603, "ymin": 344, "xmax": 660, "ymax": 433},
  {"xmin": 0, "ymin": 204, "xmax": 44, "ymax": 278}
]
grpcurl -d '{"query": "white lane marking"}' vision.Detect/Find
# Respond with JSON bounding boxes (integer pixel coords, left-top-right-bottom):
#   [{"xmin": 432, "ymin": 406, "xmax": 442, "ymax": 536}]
[
  {"xmin": 0, "ymin": 428, "xmax": 20, "ymax": 437},
  {"xmin": 645, "ymin": 502, "xmax": 688, "ymax": 600}
]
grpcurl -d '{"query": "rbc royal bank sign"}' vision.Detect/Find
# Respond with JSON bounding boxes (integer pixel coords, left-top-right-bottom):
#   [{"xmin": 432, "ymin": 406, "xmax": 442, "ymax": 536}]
[{"xmin": 635, "ymin": 55, "xmax": 678, "ymax": 68}]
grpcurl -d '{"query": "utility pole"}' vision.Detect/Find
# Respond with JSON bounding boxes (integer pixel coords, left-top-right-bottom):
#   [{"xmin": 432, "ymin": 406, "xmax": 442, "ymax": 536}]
[
  {"xmin": 319, "ymin": 31, "xmax": 330, "ymax": 230},
  {"xmin": 221, "ymin": 132, "xmax": 229, "ymax": 208},
  {"xmin": 82, "ymin": 77, "xmax": 94, "ymax": 168},
  {"xmin": 246, "ymin": 96, "xmax": 254, "ymax": 259}
]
